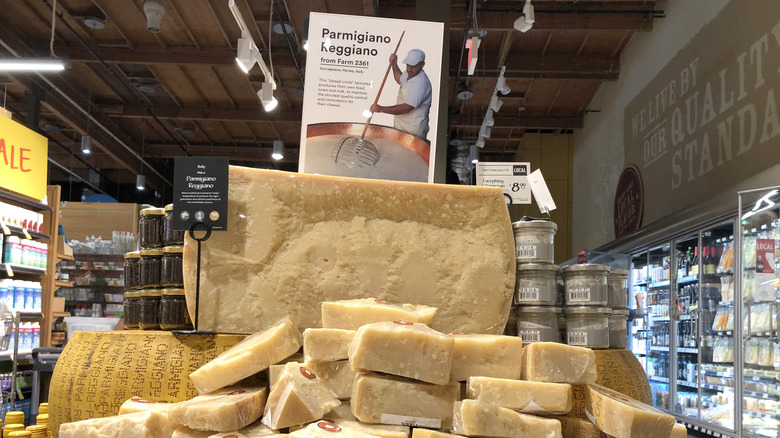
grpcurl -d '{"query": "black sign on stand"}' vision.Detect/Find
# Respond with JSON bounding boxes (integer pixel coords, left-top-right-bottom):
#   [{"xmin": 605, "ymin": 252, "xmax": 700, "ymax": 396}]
[{"xmin": 171, "ymin": 157, "xmax": 229, "ymax": 335}]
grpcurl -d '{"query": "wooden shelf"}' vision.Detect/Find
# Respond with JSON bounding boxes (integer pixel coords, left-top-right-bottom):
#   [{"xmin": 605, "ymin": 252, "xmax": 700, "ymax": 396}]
[
  {"xmin": 55, "ymin": 280, "xmax": 74, "ymax": 288},
  {"xmin": 2, "ymin": 225, "xmax": 50, "ymax": 241},
  {"xmin": 0, "ymin": 264, "xmax": 46, "ymax": 276},
  {"xmin": 52, "ymin": 312, "xmax": 71, "ymax": 318},
  {"xmin": 0, "ymin": 190, "xmax": 52, "ymax": 213}
]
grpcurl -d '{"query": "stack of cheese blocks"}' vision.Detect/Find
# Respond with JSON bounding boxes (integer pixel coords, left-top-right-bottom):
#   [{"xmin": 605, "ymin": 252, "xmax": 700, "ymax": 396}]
[{"xmin": 58, "ymin": 299, "xmax": 686, "ymax": 438}]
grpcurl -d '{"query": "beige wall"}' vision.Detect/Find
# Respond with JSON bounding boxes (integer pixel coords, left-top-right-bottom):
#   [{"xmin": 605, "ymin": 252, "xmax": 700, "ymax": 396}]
[{"xmin": 508, "ymin": 133, "xmax": 573, "ymax": 265}]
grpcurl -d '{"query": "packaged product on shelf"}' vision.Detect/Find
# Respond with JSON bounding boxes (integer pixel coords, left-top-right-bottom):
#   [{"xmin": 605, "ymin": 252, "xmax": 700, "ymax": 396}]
[
  {"xmin": 512, "ymin": 219, "xmax": 557, "ymax": 264},
  {"xmin": 718, "ymin": 241, "xmax": 734, "ymax": 273},
  {"xmin": 758, "ymin": 338, "xmax": 774, "ymax": 367},
  {"xmin": 744, "ymin": 338, "xmax": 759, "ymax": 366},
  {"xmin": 515, "ymin": 306, "xmax": 563, "ymax": 344},
  {"xmin": 583, "ymin": 384, "xmax": 675, "ymax": 438}
]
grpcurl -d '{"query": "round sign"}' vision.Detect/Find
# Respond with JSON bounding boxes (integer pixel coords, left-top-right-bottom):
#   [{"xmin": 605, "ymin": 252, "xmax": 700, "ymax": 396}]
[{"xmin": 613, "ymin": 165, "xmax": 644, "ymax": 239}]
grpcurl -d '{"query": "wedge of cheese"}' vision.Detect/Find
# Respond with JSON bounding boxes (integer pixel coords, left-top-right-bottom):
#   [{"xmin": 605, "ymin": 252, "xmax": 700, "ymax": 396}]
[
  {"xmin": 452, "ymin": 399, "xmax": 562, "ymax": 438},
  {"xmin": 60, "ymin": 411, "xmax": 176, "ymax": 438},
  {"xmin": 349, "ymin": 321, "xmax": 454, "ymax": 385},
  {"xmin": 262, "ymin": 362, "xmax": 341, "ymax": 429},
  {"xmin": 583, "ymin": 384, "xmax": 675, "ymax": 438},
  {"xmin": 189, "ymin": 318, "xmax": 302, "ymax": 394},
  {"xmin": 323, "ymin": 401, "xmax": 357, "ymax": 422},
  {"xmin": 351, "ymin": 372, "xmax": 460, "ymax": 429},
  {"xmin": 449, "ymin": 334, "xmax": 523, "ymax": 381},
  {"xmin": 304, "ymin": 328, "xmax": 356, "ymax": 362},
  {"xmin": 335, "ymin": 421, "xmax": 409, "ymax": 438},
  {"xmin": 321, "ymin": 299, "xmax": 437, "ymax": 330},
  {"xmin": 288, "ymin": 421, "xmax": 379, "ymax": 438},
  {"xmin": 119, "ymin": 396, "xmax": 177, "ymax": 416},
  {"xmin": 558, "ymin": 417, "xmax": 605, "ymax": 438},
  {"xmin": 410, "ymin": 430, "xmax": 463, "ymax": 438},
  {"xmin": 171, "ymin": 420, "xmax": 279, "ymax": 438},
  {"xmin": 269, "ymin": 360, "xmax": 356, "ymax": 399},
  {"xmin": 670, "ymin": 424, "xmax": 687, "ymax": 438},
  {"xmin": 520, "ymin": 342, "xmax": 597, "ymax": 384},
  {"xmin": 467, "ymin": 376, "xmax": 572, "ymax": 414},
  {"xmin": 182, "ymin": 167, "xmax": 516, "ymax": 335},
  {"xmin": 169, "ymin": 386, "xmax": 267, "ymax": 432}
]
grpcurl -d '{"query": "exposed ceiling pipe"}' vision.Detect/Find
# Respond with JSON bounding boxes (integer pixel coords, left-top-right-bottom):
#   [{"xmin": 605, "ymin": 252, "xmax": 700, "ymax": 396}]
[
  {"xmin": 48, "ymin": 157, "xmax": 107, "ymax": 195},
  {"xmin": 273, "ymin": 0, "xmax": 305, "ymax": 88}
]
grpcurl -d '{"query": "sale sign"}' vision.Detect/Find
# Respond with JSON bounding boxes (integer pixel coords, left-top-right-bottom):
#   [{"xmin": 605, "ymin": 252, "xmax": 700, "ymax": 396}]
[{"xmin": 0, "ymin": 116, "xmax": 48, "ymax": 200}]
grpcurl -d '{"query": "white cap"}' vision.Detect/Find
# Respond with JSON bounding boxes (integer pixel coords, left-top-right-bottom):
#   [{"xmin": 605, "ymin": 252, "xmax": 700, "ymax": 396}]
[{"xmin": 402, "ymin": 49, "xmax": 425, "ymax": 66}]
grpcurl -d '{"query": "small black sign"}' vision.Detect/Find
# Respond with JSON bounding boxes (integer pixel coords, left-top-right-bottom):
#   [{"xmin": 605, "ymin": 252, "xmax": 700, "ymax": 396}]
[
  {"xmin": 172, "ymin": 157, "xmax": 229, "ymax": 231},
  {"xmin": 513, "ymin": 165, "xmax": 528, "ymax": 176}
]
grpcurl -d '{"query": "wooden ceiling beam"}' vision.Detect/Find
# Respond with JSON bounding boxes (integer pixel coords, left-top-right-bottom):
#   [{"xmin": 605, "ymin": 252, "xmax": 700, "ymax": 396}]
[
  {"xmin": 147, "ymin": 144, "xmax": 299, "ymax": 163},
  {"xmin": 451, "ymin": 53, "xmax": 619, "ymax": 80},
  {"xmin": 450, "ymin": 114, "xmax": 583, "ymax": 129}
]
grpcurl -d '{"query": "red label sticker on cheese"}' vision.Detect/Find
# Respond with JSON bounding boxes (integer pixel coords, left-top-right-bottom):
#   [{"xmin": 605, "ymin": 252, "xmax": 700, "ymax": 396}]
[
  {"xmin": 131, "ymin": 397, "xmax": 153, "ymax": 403},
  {"xmin": 300, "ymin": 366, "xmax": 316, "ymax": 379},
  {"xmin": 227, "ymin": 390, "xmax": 246, "ymax": 396},
  {"xmin": 393, "ymin": 320, "xmax": 413, "ymax": 325},
  {"xmin": 318, "ymin": 421, "xmax": 341, "ymax": 432},
  {"xmin": 375, "ymin": 299, "xmax": 393, "ymax": 305}
]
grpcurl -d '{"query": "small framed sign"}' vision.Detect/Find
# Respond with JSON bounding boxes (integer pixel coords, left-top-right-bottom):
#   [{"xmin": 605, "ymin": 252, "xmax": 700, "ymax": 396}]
[
  {"xmin": 172, "ymin": 157, "xmax": 229, "ymax": 231},
  {"xmin": 614, "ymin": 165, "xmax": 644, "ymax": 238}
]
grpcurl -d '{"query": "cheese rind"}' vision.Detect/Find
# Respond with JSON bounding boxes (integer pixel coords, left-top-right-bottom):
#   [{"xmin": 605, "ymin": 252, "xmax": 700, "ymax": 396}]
[
  {"xmin": 467, "ymin": 376, "xmax": 572, "ymax": 414},
  {"xmin": 583, "ymin": 384, "xmax": 675, "ymax": 438},
  {"xmin": 452, "ymin": 399, "xmax": 562, "ymax": 438},
  {"xmin": 119, "ymin": 396, "xmax": 177, "ymax": 415},
  {"xmin": 270, "ymin": 360, "xmax": 356, "ymax": 399},
  {"xmin": 321, "ymin": 299, "xmax": 437, "ymax": 330},
  {"xmin": 171, "ymin": 420, "xmax": 278, "ymax": 438},
  {"xmin": 262, "ymin": 362, "xmax": 341, "ymax": 429},
  {"xmin": 449, "ymin": 334, "xmax": 523, "ymax": 381},
  {"xmin": 169, "ymin": 386, "xmax": 267, "ymax": 432},
  {"xmin": 60, "ymin": 411, "xmax": 173, "ymax": 438},
  {"xmin": 189, "ymin": 318, "xmax": 302, "ymax": 394},
  {"xmin": 349, "ymin": 321, "xmax": 454, "ymax": 385},
  {"xmin": 183, "ymin": 167, "xmax": 516, "ymax": 335},
  {"xmin": 351, "ymin": 372, "xmax": 460, "ymax": 429},
  {"xmin": 304, "ymin": 328, "xmax": 356, "ymax": 362},
  {"xmin": 520, "ymin": 342, "xmax": 597, "ymax": 384},
  {"xmin": 558, "ymin": 417, "xmax": 605, "ymax": 438},
  {"xmin": 288, "ymin": 421, "xmax": 380, "ymax": 438}
]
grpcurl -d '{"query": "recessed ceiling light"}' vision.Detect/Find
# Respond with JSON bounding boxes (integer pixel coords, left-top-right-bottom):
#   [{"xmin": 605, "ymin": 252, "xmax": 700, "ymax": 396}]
[
  {"xmin": 83, "ymin": 16, "xmax": 106, "ymax": 30},
  {"xmin": 179, "ymin": 128, "xmax": 195, "ymax": 138},
  {"xmin": 273, "ymin": 21, "xmax": 293, "ymax": 35},
  {"xmin": 137, "ymin": 83, "xmax": 156, "ymax": 94},
  {"xmin": 456, "ymin": 88, "xmax": 474, "ymax": 101}
]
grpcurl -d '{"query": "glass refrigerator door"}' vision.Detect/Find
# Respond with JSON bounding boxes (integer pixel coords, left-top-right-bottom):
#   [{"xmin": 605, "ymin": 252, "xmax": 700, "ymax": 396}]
[
  {"xmin": 646, "ymin": 244, "xmax": 672, "ymax": 411},
  {"xmin": 631, "ymin": 252, "xmax": 650, "ymax": 373},
  {"xmin": 673, "ymin": 233, "xmax": 700, "ymax": 421},
  {"xmin": 699, "ymin": 222, "xmax": 736, "ymax": 433},
  {"xmin": 738, "ymin": 187, "xmax": 780, "ymax": 438}
]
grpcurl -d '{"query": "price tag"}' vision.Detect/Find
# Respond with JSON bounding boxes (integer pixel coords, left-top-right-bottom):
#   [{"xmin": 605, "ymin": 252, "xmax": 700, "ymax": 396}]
[
  {"xmin": 0, "ymin": 221, "xmax": 9, "ymax": 235},
  {"xmin": 527, "ymin": 169, "xmax": 557, "ymax": 214},
  {"xmin": 5, "ymin": 265, "xmax": 13, "ymax": 277},
  {"xmin": 22, "ymin": 229, "xmax": 31, "ymax": 239}
]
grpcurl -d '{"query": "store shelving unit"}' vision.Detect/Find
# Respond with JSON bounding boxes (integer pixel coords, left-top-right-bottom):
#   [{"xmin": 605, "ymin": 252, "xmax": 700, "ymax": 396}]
[{"xmin": 55, "ymin": 253, "xmax": 125, "ymax": 318}]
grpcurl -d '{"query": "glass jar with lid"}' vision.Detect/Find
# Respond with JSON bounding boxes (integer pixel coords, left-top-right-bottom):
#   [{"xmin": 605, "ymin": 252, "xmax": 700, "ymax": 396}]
[
  {"xmin": 515, "ymin": 306, "xmax": 563, "ymax": 344},
  {"xmin": 139, "ymin": 289, "xmax": 161, "ymax": 330},
  {"xmin": 139, "ymin": 207, "xmax": 165, "ymax": 249},
  {"xmin": 161, "ymin": 246, "xmax": 184, "ymax": 287},
  {"xmin": 561, "ymin": 264, "xmax": 610, "ymax": 306},
  {"xmin": 607, "ymin": 268, "xmax": 629, "ymax": 308},
  {"xmin": 160, "ymin": 288, "xmax": 192, "ymax": 330},
  {"xmin": 123, "ymin": 291, "xmax": 141, "ymax": 330},
  {"xmin": 139, "ymin": 249, "xmax": 163, "ymax": 289},
  {"xmin": 511, "ymin": 219, "xmax": 557, "ymax": 264},
  {"xmin": 123, "ymin": 251, "xmax": 142, "ymax": 290},
  {"xmin": 163, "ymin": 204, "xmax": 185, "ymax": 246},
  {"xmin": 565, "ymin": 306, "xmax": 610, "ymax": 349},
  {"xmin": 609, "ymin": 309, "xmax": 630, "ymax": 349},
  {"xmin": 515, "ymin": 263, "xmax": 560, "ymax": 306}
]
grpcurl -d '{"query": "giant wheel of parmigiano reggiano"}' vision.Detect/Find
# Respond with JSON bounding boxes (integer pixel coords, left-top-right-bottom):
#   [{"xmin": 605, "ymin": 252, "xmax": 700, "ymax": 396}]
[{"xmin": 183, "ymin": 167, "xmax": 516, "ymax": 335}]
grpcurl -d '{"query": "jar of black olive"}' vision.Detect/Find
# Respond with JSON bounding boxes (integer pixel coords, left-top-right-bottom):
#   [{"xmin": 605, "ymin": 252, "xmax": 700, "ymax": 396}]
[
  {"xmin": 139, "ymin": 249, "xmax": 163, "ymax": 288},
  {"xmin": 123, "ymin": 291, "xmax": 141, "ymax": 330},
  {"xmin": 139, "ymin": 207, "xmax": 165, "ymax": 249},
  {"xmin": 163, "ymin": 204, "xmax": 185, "ymax": 246},
  {"xmin": 161, "ymin": 246, "xmax": 184, "ymax": 287},
  {"xmin": 124, "ymin": 251, "xmax": 142, "ymax": 290},
  {"xmin": 160, "ymin": 288, "xmax": 192, "ymax": 330},
  {"xmin": 139, "ymin": 288, "xmax": 162, "ymax": 330}
]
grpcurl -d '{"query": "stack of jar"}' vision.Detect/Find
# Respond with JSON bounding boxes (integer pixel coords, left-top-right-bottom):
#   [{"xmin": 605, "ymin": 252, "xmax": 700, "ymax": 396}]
[
  {"xmin": 123, "ymin": 205, "xmax": 192, "ymax": 331},
  {"xmin": 511, "ymin": 219, "xmax": 564, "ymax": 345}
]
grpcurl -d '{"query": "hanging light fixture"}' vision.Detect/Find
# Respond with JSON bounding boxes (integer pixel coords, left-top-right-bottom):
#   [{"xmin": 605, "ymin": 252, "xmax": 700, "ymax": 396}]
[
  {"xmin": 470, "ymin": 145, "xmax": 480, "ymax": 164},
  {"xmin": 0, "ymin": 58, "xmax": 70, "ymax": 72},
  {"xmin": 302, "ymin": 18, "xmax": 310, "ymax": 51},
  {"xmin": 272, "ymin": 140, "xmax": 284, "ymax": 160},
  {"xmin": 80, "ymin": 135, "xmax": 92, "ymax": 154},
  {"xmin": 258, "ymin": 81, "xmax": 278, "ymax": 112},
  {"xmin": 136, "ymin": 174, "xmax": 146, "ymax": 190},
  {"xmin": 489, "ymin": 96, "xmax": 504, "ymax": 112}
]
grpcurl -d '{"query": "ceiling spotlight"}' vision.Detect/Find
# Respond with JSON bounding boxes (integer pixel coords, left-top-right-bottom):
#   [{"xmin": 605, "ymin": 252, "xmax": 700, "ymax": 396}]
[
  {"xmin": 136, "ymin": 174, "xmax": 146, "ymax": 191},
  {"xmin": 143, "ymin": 0, "xmax": 165, "ymax": 33},
  {"xmin": 456, "ymin": 88, "xmax": 474, "ymax": 101},
  {"xmin": 484, "ymin": 110, "xmax": 495, "ymax": 127},
  {"xmin": 81, "ymin": 135, "xmax": 93, "ymax": 155},
  {"xmin": 236, "ymin": 37, "xmax": 254, "ymax": 73},
  {"xmin": 229, "ymin": 0, "xmax": 275, "ymax": 87},
  {"xmin": 475, "ymin": 137, "xmax": 485, "ymax": 148},
  {"xmin": 273, "ymin": 21, "xmax": 293, "ymax": 35},
  {"xmin": 302, "ymin": 18, "xmax": 309, "ymax": 51},
  {"xmin": 470, "ymin": 145, "xmax": 480, "ymax": 164},
  {"xmin": 479, "ymin": 125, "xmax": 491, "ymax": 139},
  {"xmin": 496, "ymin": 76, "xmax": 511, "ymax": 95},
  {"xmin": 258, "ymin": 81, "xmax": 278, "ymax": 112},
  {"xmin": 514, "ymin": 0, "xmax": 535, "ymax": 33},
  {"xmin": 449, "ymin": 138, "xmax": 463, "ymax": 147},
  {"xmin": 489, "ymin": 96, "xmax": 504, "ymax": 112},
  {"xmin": 272, "ymin": 140, "xmax": 284, "ymax": 160},
  {"xmin": 0, "ymin": 58, "xmax": 71, "ymax": 72}
]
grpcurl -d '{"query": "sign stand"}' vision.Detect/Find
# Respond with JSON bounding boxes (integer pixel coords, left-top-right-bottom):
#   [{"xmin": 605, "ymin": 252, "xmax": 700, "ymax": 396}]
[{"xmin": 172, "ymin": 221, "xmax": 216, "ymax": 336}]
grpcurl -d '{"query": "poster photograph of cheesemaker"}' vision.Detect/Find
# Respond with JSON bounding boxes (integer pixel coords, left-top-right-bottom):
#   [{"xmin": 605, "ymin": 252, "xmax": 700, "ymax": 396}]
[{"xmin": 299, "ymin": 12, "xmax": 444, "ymax": 183}]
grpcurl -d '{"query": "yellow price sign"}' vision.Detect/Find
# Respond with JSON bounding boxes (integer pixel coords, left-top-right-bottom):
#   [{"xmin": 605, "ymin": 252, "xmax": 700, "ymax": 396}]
[{"xmin": 0, "ymin": 116, "xmax": 48, "ymax": 200}]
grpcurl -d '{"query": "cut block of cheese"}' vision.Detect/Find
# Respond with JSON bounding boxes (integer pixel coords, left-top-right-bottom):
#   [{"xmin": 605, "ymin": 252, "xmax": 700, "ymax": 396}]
[
  {"xmin": 288, "ymin": 421, "xmax": 380, "ymax": 438},
  {"xmin": 467, "ymin": 376, "xmax": 572, "ymax": 414},
  {"xmin": 335, "ymin": 421, "xmax": 409, "ymax": 438},
  {"xmin": 323, "ymin": 401, "xmax": 357, "ymax": 422},
  {"xmin": 119, "ymin": 396, "xmax": 177, "ymax": 416},
  {"xmin": 270, "ymin": 360, "xmax": 355, "ymax": 399},
  {"xmin": 583, "ymin": 384, "xmax": 675, "ymax": 438},
  {"xmin": 558, "ymin": 417, "xmax": 605, "ymax": 438},
  {"xmin": 169, "ymin": 386, "xmax": 268, "ymax": 432},
  {"xmin": 452, "ymin": 399, "xmax": 562, "ymax": 438},
  {"xmin": 182, "ymin": 167, "xmax": 516, "ymax": 335},
  {"xmin": 449, "ymin": 334, "xmax": 523, "ymax": 381},
  {"xmin": 520, "ymin": 342, "xmax": 597, "ymax": 384},
  {"xmin": 171, "ymin": 420, "xmax": 279, "ymax": 438},
  {"xmin": 670, "ymin": 423, "xmax": 687, "ymax": 438},
  {"xmin": 321, "ymin": 299, "xmax": 437, "ymax": 330},
  {"xmin": 190, "ymin": 318, "xmax": 302, "ymax": 394},
  {"xmin": 351, "ymin": 372, "xmax": 460, "ymax": 429},
  {"xmin": 59, "ymin": 411, "xmax": 175, "ymax": 438},
  {"xmin": 262, "ymin": 362, "xmax": 341, "ymax": 429},
  {"xmin": 349, "ymin": 321, "xmax": 454, "ymax": 385},
  {"xmin": 411, "ymin": 430, "xmax": 463, "ymax": 438},
  {"xmin": 304, "ymin": 328, "xmax": 356, "ymax": 362}
]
